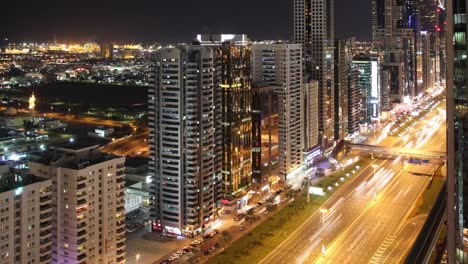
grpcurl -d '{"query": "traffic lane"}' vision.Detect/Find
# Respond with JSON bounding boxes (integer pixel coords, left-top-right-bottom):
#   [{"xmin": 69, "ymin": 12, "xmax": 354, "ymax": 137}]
[
  {"xmin": 261, "ymin": 103, "xmax": 445, "ymax": 264},
  {"xmin": 371, "ymin": 214, "xmax": 427, "ymax": 264},
  {"xmin": 260, "ymin": 158, "xmax": 397, "ymax": 264},
  {"xmin": 314, "ymin": 173, "xmax": 430, "ymax": 264}
]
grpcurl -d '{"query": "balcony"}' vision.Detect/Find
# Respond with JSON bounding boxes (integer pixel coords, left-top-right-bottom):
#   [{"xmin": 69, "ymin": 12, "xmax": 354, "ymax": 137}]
[
  {"xmin": 40, "ymin": 245, "xmax": 52, "ymax": 254},
  {"xmin": 77, "ymin": 183, "xmax": 86, "ymax": 190},
  {"xmin": 77, "ymin": 230, "xmax": 87, "ymax": 237},
  {"xmin": 116, "ymin": 170, "xmax": 125, "ymax": 177},
  {"xmin": 116, "ymin": 221, "xmax": 125, "ymax": 227},
  {"xmin": 116, "ymin": 163, "xmax": 125, "ymax": 169},
  {"xmin": 40, "ymin": 221, "xmax": 51, "ymax": 229},
  {"xmin": 77, "ymin": 253, "xmax": 87, "ymax": 261},
  {"xmin": 40, "ymin": 204, "xmax": 52, "ymax": 212},
  {"xmin": 40, "ymin": 237, "xmax": 52, "ymax": 246},
  {"xmin": 77, "ymin": 176, "xmax": 86, "ymax": 182},
  {"xmin": 116, "ymin": 177, "xmax": 125, "ymax": 184},
  {"xmin": 117, "ymin": 241, "xmax": 125, "ymax": 248},
  {"xmin": 40, "ymin": 213, "xmax": 51, "ymax": 220},
  {"xmin": 77, "ymin": 199, "xmax": 87, "ymax": 206},
  {"xmin": 77, "ymin": 222, "xmax": 87, "ymax": 230},
  {"xmin": 40, "ymin": 229, "xmax": 52, "ymax": 237},
  {"xmin": 77, "ymin": 237, "xmax": 87, "ymax": 245},
  {"xmin": 117, "ymin": 249, "xmax": 126, "ymax": 255},
  {"xmin": 116, "ymin": 227, "xmax": 125, "ymax": 234},
  {"xmin": 116, "ymin": 192, "xmax": 124, "ymax": 198},
  {"xmin": 116, "ymin": 206, "xmax": 125, "ymax": 212},
  {"xmin": 39, "ymin": 195, "xmax": 50, "ymax": 203},
  {"xmin": 40, "ymin": 254, "xmax": 51, "ymax": 263},
  {"xmin": 117, "ymin": 256, "xmax": 125, "ymax": 263}
]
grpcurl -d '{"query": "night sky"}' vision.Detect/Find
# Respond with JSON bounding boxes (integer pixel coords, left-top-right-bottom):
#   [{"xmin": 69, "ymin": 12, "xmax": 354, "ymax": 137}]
[{"xmin": 1, "ymin": 0, "xmax": 371, "ymax": 44}]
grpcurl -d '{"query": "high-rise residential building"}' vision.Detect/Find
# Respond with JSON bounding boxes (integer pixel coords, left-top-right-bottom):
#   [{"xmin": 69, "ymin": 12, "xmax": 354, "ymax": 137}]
[
  {"xmin": 373, "ymin": 0, "xmax": 414, "ymax": 50},
  {"xmin": 347, "ymin": 66, "xmax": 361, "ymax": 136},
  {"xmin": 251, "ymin": 83, "xmax": 277, "ymax": 187},
  {"xmin": 303, "ymin": 80, "xmax": 320, "ymax": 159},
  {"xmin": 252, "ymin": 42, "xmax": 303, "ymax": 180},
  {"xmin": 28, "ymin": 142, "xmax": 126, "ymax": 264},
  {"xmin": 421, "ymin": 31, "xmax": 435, "ymax": 92},
  {"xmin": 148, "ymin": 45, "xmax": 217, "ymax": 237},
  {"xmin": 418, "ymin": 0, "xmax": 442, "ymax": 85},
  {"xmin": 447, "ymin": 0, "xmax": 467, "ymax": 262},
  {"xmin": 294, "ymin": 0, "xmax": 335, "ymax": 148},
  {"xmin": 352, "ymin": 56, "xmax": 382, "ymax": 122},
  {"xmin": 0, "ymin": 165, "xmax": 52, "ymax": 264},
  {"xmin": 382, "ymin": 49, "xmax": 406, "ymax": 103},
  {"xmin": 196, "ymin": 34, "xmax": 252, "ymax": 197},
  {"xmin": 334, "ymin": 39, "xmax": 350, "ymax": 140}
]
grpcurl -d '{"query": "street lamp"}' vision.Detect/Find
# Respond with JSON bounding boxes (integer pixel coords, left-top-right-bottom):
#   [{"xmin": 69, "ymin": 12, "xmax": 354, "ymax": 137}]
[{"xmin": 136, "ymin": 254, "xmax": 140, "ymax": 264}]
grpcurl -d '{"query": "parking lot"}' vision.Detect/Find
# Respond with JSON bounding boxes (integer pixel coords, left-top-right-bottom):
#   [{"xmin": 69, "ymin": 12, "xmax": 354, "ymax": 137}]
[{"xmin": 126, "ymin": 208, "xmax": 151, "ymax": 233}]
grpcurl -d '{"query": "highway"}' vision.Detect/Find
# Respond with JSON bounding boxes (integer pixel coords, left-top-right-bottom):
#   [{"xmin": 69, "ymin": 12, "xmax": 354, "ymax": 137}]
[
  {"xmin": 100, "ymin": 132, "xmax": 149, "ymax": 157},
  {"xmin": 259, "ymin": 97, "xmax": 446, "ymax": 264}
]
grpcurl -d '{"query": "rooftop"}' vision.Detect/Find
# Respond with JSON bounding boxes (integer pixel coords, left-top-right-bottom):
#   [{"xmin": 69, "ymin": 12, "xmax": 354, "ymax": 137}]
[
  {"xmin": 0, "ymin": 171, "xmax": 48, "ymax": 194},
  {"xmin": 31, "ymin": 138, "xmax": 123, "ymax": 170}
]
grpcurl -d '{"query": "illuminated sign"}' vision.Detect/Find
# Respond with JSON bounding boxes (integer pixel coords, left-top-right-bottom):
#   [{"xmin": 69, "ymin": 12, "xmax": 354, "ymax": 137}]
[{"xmin": 309, "ymin": 187, "xmax": 325, "ymax": 196}]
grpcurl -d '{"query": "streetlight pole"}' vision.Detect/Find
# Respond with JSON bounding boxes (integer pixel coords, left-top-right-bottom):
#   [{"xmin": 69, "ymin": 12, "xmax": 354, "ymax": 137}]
[{"xmin": 136, "ymin": 254, "xmax": 140, "ymax": 264}]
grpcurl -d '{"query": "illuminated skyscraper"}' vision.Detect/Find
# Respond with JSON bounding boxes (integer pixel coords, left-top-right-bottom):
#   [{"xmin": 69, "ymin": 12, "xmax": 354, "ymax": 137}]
[
  {"xmin": 447, "ymin": 0, "xmax": 467, "ymax": 262},
  {"xmin": 294, "ymin": 0, "xmax": 335, "ymax": 148},
  {"xmin": 347, "ymin": 66, "xmax": 361, "ymax": 136},
  {"xmin": 149, "ymin": 45, "xmax": 217, "ymax": 236},
  {"xmin": 334, "ymin": 39, "xmax": 350, "ymax": 140},
  {"xmin": 196, "ymin": 34, "xmax": 252, "ymax": 197},
  {"xmin": 252, "ymin": 42, "xmax": 303, "ymax": 180},
  {"xmin": 352, "ymin": 56, "xmax": 382, "ymax": 122}
]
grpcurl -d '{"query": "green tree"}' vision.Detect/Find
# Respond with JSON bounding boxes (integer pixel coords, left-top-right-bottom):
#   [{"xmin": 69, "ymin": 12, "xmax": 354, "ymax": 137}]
[
  {"xmin": 266, "ymin": 204, "xmax": 278, "ymax": 212},
  {"xmin": 219, "ymin": 231, "xmax": 232, "ymax": 247},
  {"xmin": 187, "ymin": 247, "xmax": 202, "ymax": 264}
]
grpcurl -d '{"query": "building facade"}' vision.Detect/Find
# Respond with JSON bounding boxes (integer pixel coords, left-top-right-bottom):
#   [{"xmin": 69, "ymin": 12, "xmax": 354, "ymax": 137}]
[
  {"xmin": 334, "ymin": 39, "xmax": 350, "ymax": 140},
  {"xmin": 294, "ymin": 0, "xmax": 335, "ymax": 148},
  {"xmin": 251, "ymin": 84, "xmax": 277, "ymax": 187},
  {"xmin": 382, "ymin": 49, "xmax": 406, "ymax": 104},
  {"xmin": 0, "ymin": 170, "xmax": 52, "ymax": 264},
  {"xmin": 347, "ymin": 66, "xmax": 361, "ymax": 136},
  {"xmin": 197, "ymin": 34, "xmax": 252, "ymax": 197},
  {"xmin": 447, "ymin": 0, "xmax": 467, "ymax": 262},
  {"xmin": 149, "ymin": 45, "xmax": 217, "ymax": 236},
  {"xmin": 352, "ymin": 56, "xmax": 382, "ymax": 122},
  {"xmin": 252, "ymin": 43, "xmax": 303, "ymax": 180},
  {"xmin": 29, "ymin": 143, "xmax": 126, "ymax": 264}
]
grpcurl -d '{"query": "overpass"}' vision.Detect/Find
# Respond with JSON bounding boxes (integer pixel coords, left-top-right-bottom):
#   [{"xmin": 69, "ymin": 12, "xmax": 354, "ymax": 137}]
[{"xmin": 347, "ymin": 143, "xmax": 447, "ymax": 160}]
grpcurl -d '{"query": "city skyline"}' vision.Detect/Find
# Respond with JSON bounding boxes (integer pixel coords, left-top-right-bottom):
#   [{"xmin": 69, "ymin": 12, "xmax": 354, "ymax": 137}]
[
  {"xmin": 1, "ymin": 0, "xmax": 372, "ymax": 43},
  {"xmin": 0, "ymin": 0, "xmax": 462, "ymax": 263}
]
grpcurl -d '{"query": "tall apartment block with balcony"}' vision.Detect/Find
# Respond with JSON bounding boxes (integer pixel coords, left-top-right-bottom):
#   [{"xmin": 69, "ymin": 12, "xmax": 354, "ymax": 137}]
[
  {"xmin": 29, "ymin": 142, "xmax": 126, "ymax": 264},
  {"xmin": 0, "ymin": 164, "xmax": 53, "ymax": 264}
]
